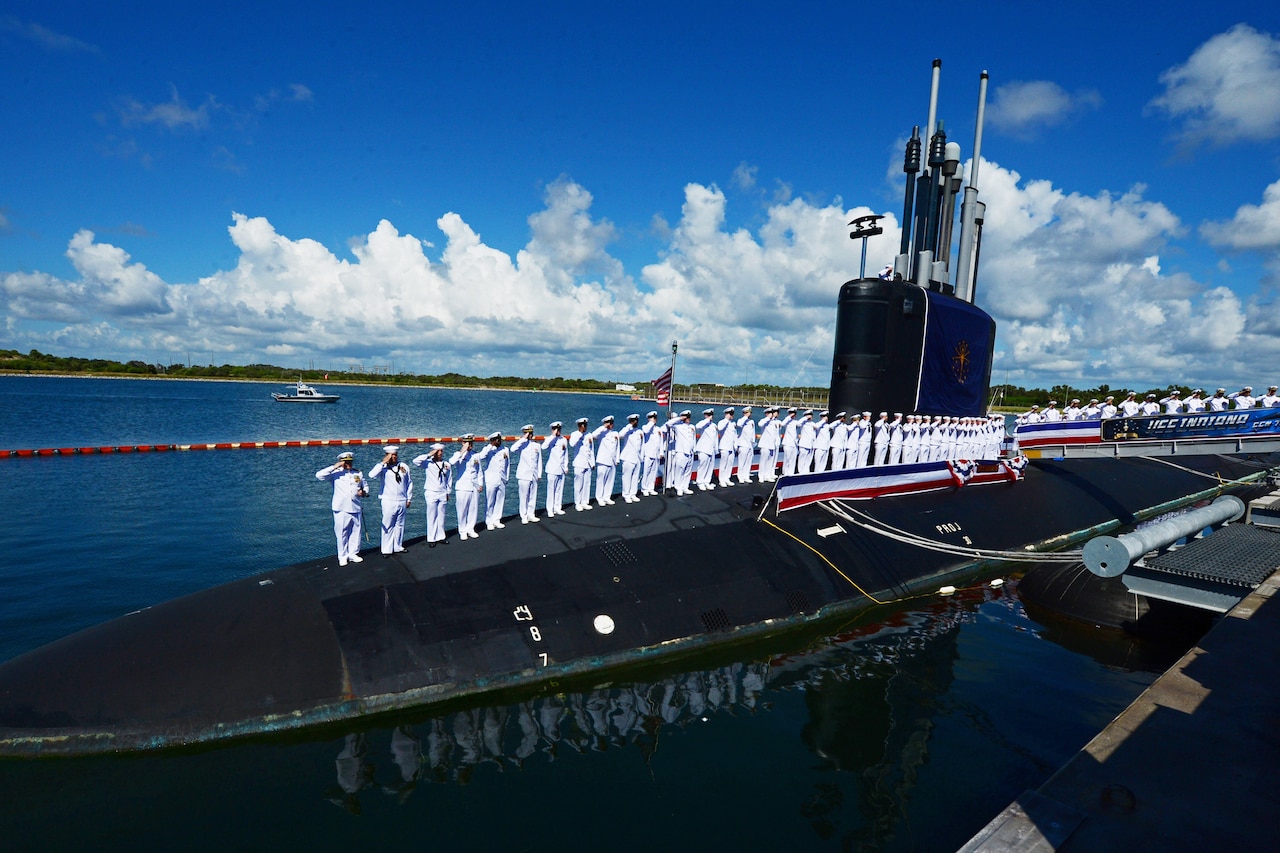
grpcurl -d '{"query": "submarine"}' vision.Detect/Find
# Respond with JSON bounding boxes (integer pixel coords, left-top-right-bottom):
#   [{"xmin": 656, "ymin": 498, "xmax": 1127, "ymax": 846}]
[{"xmin": 2, "ymin": 62, "xmax": 1277, "ymax": 757}]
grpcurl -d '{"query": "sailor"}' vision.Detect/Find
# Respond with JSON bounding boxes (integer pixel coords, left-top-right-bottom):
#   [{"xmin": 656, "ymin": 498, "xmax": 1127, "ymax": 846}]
[
  {"xmin": 855, "ymin": 412, "xmax": 872, "ymax": 468},
  {"xmin": 569, "ymin": 418, "xmax": 596, "ymax": 510},
  {"xmin": 591, "ymin": 416, "xmax": 619, "ymax": 506},
  {"xmin": 1082, "ymin": 399, "xmax": 1101, "ymax": 419},
  {"xmin": 1230, "ymin": 386, "xmax": 1256, "ymax": 409},
  {"xmin": 1262, "ymin": 386, "xmax": 1280, "ymax": 408},
  {"xmin": 369, "ymin": 445, "xmax": 412, "ymax": 555},
  {"xmin": 665, "ymin": 410, "xmax": 696, "ymax": 494},
  {"xmin": 1206, "ymin": 388, "xmax": 1229, "ymax": 412},
  {"xmin": 901, "ymin": 415, "xmax": 919, "ymax": 464},
  {"xmin": 734, "ymin": 406, "xmax": 756, "ymax": 483},
  {"xmin": 1043, "ymin": 401, "xmax": 1062, "ymax": 422},
  {"xmin": 1184, "ymin": 390, "xmax": 1206, "ymax": 413},
  {"xmin": 450, "ymin": 435, "xmax": 482, "ymax": 539},
  {"xmin": 1140, "ymin": 394, "xmax": 1160, "ymax": 416},
  {"xmin": 797, "ymin": 410, "xmax": 817, "ymax": 473},
  {"xmin": 412, "ymin": 443, "xmax": 452, "ymax": 546},
  {"xmin": 1100, "ymin": 395, "xmax": 1118, "ymax": 419},
  {"xmin": 887, "ymin": 413, "xmax": 904, "ymax": 465},
  {"xmin": 471, "ymin": 432, "xmax": 511, "ymax": 530},
  {"xmin": 1064, "ymin": 399, "xmax": 1082, "ymax": 420},
  {"xmin": 1159, "ymin": 390, "xmax": 1184, "ymax": 414},
  {"xmin": 315, "ymin": 451, "xmax": 367, "ymax": 566},
  {"xmin": 716, "ymin": 407, "xmax": 738, "ymax": 485},
  {"xmin": 512, "ymin": 425, "xmax": 543, "ymax": 523},
  {"xmin": 640, "ymin": 412, "xmax": 665, "ymax": 495},
  {"xmin": 617, "ymin": 414, "xmax": 644, "ymax": 502},
  {"xmin": 1024, "ymin": 404, "xmax": 1042, "ymax": 424},
  {"xmin": 872, "ymin": 412, "xmax": 890, "ymax": 465},
  {"xmin": 757, "ymin": 407, "xmax": 780, "ymax": 482},
  {"xmin": 812, "ymin": 411, "xmax": 832, "ymax": 472},
  {"xmin": 878, "ymin": 263, "xmax": 894, "ymax": 280},
  {"xmin": 930, "ymin": 416, "xmax": 948, "ymax": 461},
  {"xmin": 1118, "ymin": 392, "xmax": 1141, "ymax": 417},
  {"xmin": 542, "ymin": 422, "xmax": 569, "ymax": 516},
  {"xmin": 828, "ymin": 412, "xmax": 848, "ymax": 470},
  {"xmin": 780, "ymin": 407, "xmax": 800, "ymax": 476},
  {"xmin": 694, "ymin": 408, "xmax": 719, "ymax": 490}
]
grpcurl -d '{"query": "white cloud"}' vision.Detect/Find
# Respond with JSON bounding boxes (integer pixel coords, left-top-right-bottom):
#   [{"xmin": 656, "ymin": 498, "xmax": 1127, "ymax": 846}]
[
  {"xmin": 0, "ymin": 15, "xmax": 98, "ymax": 54},
  {"xmin": 1201, "ymin": 177, "xmax": 1280, "ymax": 251},
  {"xmin": 117, "ymin": 85, "xmax": 214, "ymax": 131},
  {"xmin": 1148, "ymin": 24, "xmax": 1280, "ymax": 148},
  {"xmin": 985, "ymin": 80, "xmax": 1103, "ymax": 139}
]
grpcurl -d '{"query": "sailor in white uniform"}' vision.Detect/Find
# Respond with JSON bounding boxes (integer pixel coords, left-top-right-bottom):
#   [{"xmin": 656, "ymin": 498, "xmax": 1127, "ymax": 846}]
[
  {"xmin": 1119, "ymin": 393, "xmax": 1141, "ymax": 417},
  {"xmin": 618, "ymin": 414, "xmax": 644, "ymax": 502},
  {"xmin": 369, "ymin": 444, "xmax": 412, "ymax": 555},
  {"xmin": 570, "ymin": 418, "xmax": 596, "ymax": 510},
  {"xmin": 665, "ymin": 410, "xmax": 695, "ymax": 494},
  {"xmin": 695, "ymin": 408, "xmax": 719, "ymax": 490},
  {"xmin": 797, "ymin": 410, "xmax": 817, "ymax": 473},
  {"xmin": 641, "ymin": 412, "xmax": 665, "ymax": 495},
  {"xmin": 780, "ymin": 408, "xmax": 799, "ymax": 476},
  {"xmin": 1064, "ymin": 399, "xmax": 1082, "ymax": 420},
  {"xmin": 512, "ymin": 425, "xmax": 543, "ymax": 523},
  {"xmin": 888, "ymin": 413, "xmax": 904, "ymax": 465},
  {"xmin": 757, "ymin": 407, "xmax": 780, "ymax": 481},
  {"xmin": 902, "ymin": 415, "xmax": 920, "ymax": 464},
  {"xmin": 471, "ymin": 432, "xmax": 511, "ymax": 530},
  {"xmin": 1184, "ymin": 390, "xmax": 1206, "ymax": 413},
  {"xmin": 1083, "ymin": 399, "xmax": 1101, "ymax": 419},
  {"xmin": 1140, "ymin": 394, "xmax": 1160, "ymax": 416},
  {"xmin": 542, "ymin": 422, "xmax": 569, "ymax": 516},
  {"xmin": 412, "ymin": 443, "xmax": 452, "ymax": 546},
  {"xmin": 316, "ymin": 451, "xmax": 367, "ymax": 565},
  {"xmin": 1230, "ymin": 387, "xmax": 1256, "ymax": 409},
  {"xmin": 734, "ymin": 406, "xmax": 756, "ymax": 483},
  {"xmin": 1159, "ymin": 390, "xmax": 1184, "ymax": 413},
  {"xmin": 1262, "ymin": 386, "xmax": 1280, "ymax": 408},
  {"xmin": 811, "ymin": 411, "xmax": 832, "ymax": 472},
  {"xmin": 592, "ymin": 416, "xmax": 619, "ymax": 506},
  {"xmin": 855, "ymin": 412, "xmax": 872, "ymax": 468},
  {"xmin": 716, "ymin": 407, "xmax": 738, "ymax": 485},
  {"xmin": 1044, "ymin": 401, "xmax": 1062, "ymax": 422},
  {"xmin": 872, "ymin": 413, "xmax": 890, "ymax": 465},
  {"xmin": 1100, "ymin": 396, "xmax": 1118, "ymax": 419},
  {"xmin": 1206, "ymin": 389, "xmax": 1229, "ymax": 412},
  {"xmin": 828, "ymin": 412, "xmax": 848, "ymax": 470},
  {"xmin": 450, "ymin": 435, "xmax": 482, "ymax": 539}
]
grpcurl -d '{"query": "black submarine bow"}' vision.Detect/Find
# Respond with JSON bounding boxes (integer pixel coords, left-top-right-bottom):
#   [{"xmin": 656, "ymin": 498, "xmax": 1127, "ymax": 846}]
[{"xmin": 829, "ymin": 61, "xmax": 995, "ymax": 419}]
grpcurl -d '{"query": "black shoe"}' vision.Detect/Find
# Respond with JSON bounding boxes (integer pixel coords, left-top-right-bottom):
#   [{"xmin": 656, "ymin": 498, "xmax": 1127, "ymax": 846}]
[{"xmin": 429, "ymin": 543, "xmax": 436, "ymax": 549}]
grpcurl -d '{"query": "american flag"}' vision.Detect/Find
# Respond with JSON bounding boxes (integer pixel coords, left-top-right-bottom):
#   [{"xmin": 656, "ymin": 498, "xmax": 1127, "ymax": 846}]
[{"xmin": 652, "ymin": 367, "xmax": 673, "ymax": 406}]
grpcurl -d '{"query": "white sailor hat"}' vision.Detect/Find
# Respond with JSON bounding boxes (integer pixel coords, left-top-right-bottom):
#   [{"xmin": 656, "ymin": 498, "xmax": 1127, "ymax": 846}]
[
  {"xmin": 1126, "ymin": 391, "xmax": 1136, "ymax": 397},
  {"xmin": 549, "ymin": 421, "xmax": 563, "ymax": 429},
  {"xmin": 1170, "ymin": 390, "xmax": 1181, "ymax": 395},
  {"xmin": 803, "ymin": 409, "xmax": 813, "ymax": 416},
  {"xmin": 1216, "ymin": 388, "xmax": 1226, "ymax": 393},
  {"xmin": 628, "ymin": 413, "xmax": 640, "ymax": 421},
  {"xmin": 383, "ymin": 444, "xmax": 399, "ymax": 454},
  {"xmin": 788, "ymin": 407, "xmax": 797, "ymax": 413},
  {"xmin": 681, "ymin": 409, "xmax": 692, "ymax": 416},
  {"xmin": 1146, "ymin": 394, "xmax": 1156, "ymax": 399},
  {"xmin": 488, "ymin": 431, "xmax": 502, "ymax": 441},
  {"xmin": 704, "ymin": 408, "xmax": 715, "ymax": 415},
  {"xmin": 1243, "ymin": 386, "xmax": 1253, "ymax": 392},
  {"xmin": 459, "ymin": 433, "xmax": 475, "ymax": 441},
  {"xmin": 1071, "ymin": 398, "xmax": 1080, "ymax": 403},
  {"xmin": 1030, "ymin": 405, "xmax": 1040, "ymax": 410},
  {"xmin": 1048, "ymin": 400, "xmax": 1057, "ymax": 405},
  {"xmin": 835, "ymin": 411, "xmax": 846, "ymax": 419},
  {"xmin": 430, "ymin": 443, "xmax": 445, "ymax": 452},
  {"xmin": 602, "ymin": 415, "xmax": 614, "ymax": 423},
  {"xmin": 1105, "ymin": 395, "xmax": 1114, "ymax": 401},
  {"xmin": 879, "ymin": 411, "xmax": 888, "ymax": 417},
  {"xmin": 576, "ymin": 417, "xmax": 589, "ymax": 425},
  {"xmin": 893, "ymin": 412, "xmax": 903, "ymax": 418},
  {"xmin": 521, "ymin": 424, "xmax": 535, "ymax": 432},
  {"xmin": 742, "ymin": 405, "xmax": 752, "ymax": 411},
  {"xmin": 819, "ymin": 410, "xmax": 829, "ymax": 417},
  {"xmin": 647, "ymin": 411, "xmax": 658, "ymax": 418},
  {"xmin": 337, "ymin": 451, "xmax": 355, "ymax": 460},
  {"xmin": 862, "ymin": 411, "xmax": 871, "ymax": 417},
  {"xmin": 1192, "ymin": 389, "xmax": 1202, "ymax": 394},
  {"xmin": 1271, "ymin": 386, "xmax": 1278, "ymax": 392},
  {"xmin": 1089, "ymin": 398, "xmax": 1099, "ymax": 403},
  {"xmin": 724, "ymin": 406, "xmax": 735, "ymax": 413}
]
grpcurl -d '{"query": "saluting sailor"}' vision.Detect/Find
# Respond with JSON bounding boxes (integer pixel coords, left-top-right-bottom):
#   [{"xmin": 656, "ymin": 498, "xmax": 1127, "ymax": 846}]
[
  {"xmin": 1262, "ymin": 386, "xmax": 1280, "ymax": 408},
  {"xmin": 640, "ymin": 411, "xmax": 665, "ymax": 495},
  {"xmin": 618, "ymin": 414, "xmax": 644, "ymax": 502},
  {"xmin": 813, "ymin": 411, "xmax": 832, "ymax": 472},
  {"xmin": 780, "ymin": 407, "xmax": 799, "ymax": 476},
  {"xmin": 592, "ymin": 416, "xmax": 620, "ymax": 506},
  {"xmin": 569, "ymin": 417, "xmax": 596, "ymax": 510},
  {"xmin": 450, "ymin": 435, "xmax": 482, "ymax": 539},
  {"xmin": 888, "ymin": 413, "xmax": 904, "ymax": 465},
  {"xmin": 1206, "ymin": 388, "xmax": 1229, "ymax": 412},
  {"xmin": 797, "ymin": 410, "xmax": 817, "ymax": 473},
  {"xmin": 734, "ymin": 406, "xmax": 756, "ymax": 484},
  {"xmin": 471, "ymin": 432, "xmax": 511, "ymax": 530},
  {"xmin": 1184, "ymin": 390, "xmax": 1205, "ymax": 413},
  {"xmin": 412, "ymin": 443, "xmax": 452, "ymax": 546},
  {"xmin": 757, "ymin": 407, "xmax": 779, "ymax": 481},
  {"xmin": 872, "ymin": 413, "xmax": 890, "ymax": 466},
  {"xmin": 855, "ymin": 412, "xmax": 872, "ymax": 468},
  {"xmin": 664, "ymin": 410, "xmax": 696, "ymax": 494},
  {"xmin": 316, "ymin": 451, "xmax": 367, "ymax": 566},
  {"xmin": 717, "ymin": 407, "xmax": 738, "ymax": 485},
  {"xmin": 512, "ymin": 425, "xmax": 543, "ymax": 524},
  {"xmin": 542, "ymin": 422, "xmax": 569, "ymax": 516},
  {"xmin": 828, "ymin": 412, "xmax": 848, "ymax": 470},
  {"xmin": 1230, "ymin": 387, "xmax": 1256, "ymax": 409},
  {"xmin": 369, "ymin": 445, "xmax": 412, "ymax": 555},
  {"xmin": 694, "ymin": 408, "xmax": 719, "ymax": 490}
]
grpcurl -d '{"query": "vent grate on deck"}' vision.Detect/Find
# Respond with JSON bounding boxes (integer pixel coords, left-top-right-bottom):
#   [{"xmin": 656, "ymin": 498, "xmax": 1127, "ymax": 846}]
[
  {"xmin": 700, "ymin": 608, "xmax": 732, "ymax": 633},
  {"xmin": 600, "ymin": 541, "xmax": 638, "ymax": 567}
]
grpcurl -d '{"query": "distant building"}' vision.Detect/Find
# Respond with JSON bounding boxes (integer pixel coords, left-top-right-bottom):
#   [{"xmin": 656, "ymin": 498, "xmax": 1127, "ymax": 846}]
[{"xmin": 615, "ymin": 384, "xmax": 636, "ymax": 392}]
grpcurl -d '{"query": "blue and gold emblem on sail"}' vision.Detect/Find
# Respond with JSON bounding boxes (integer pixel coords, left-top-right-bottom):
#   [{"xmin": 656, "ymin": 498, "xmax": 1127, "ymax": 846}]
[{"xmin": 951, "ymin": 340, "xmax": 971, "ymax": 384}]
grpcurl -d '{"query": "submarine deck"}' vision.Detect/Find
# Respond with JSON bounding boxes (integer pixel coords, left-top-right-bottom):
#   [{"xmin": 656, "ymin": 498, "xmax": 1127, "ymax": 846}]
[{"xmin": 1, "ymin": 452, "xmax": 1277, "ymax": 756}]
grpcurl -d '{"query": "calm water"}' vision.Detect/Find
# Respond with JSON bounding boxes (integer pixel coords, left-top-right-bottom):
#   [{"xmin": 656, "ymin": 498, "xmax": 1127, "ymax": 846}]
[{"xmin": 0, "ymin": 377, "xmax": 1165, "ymax": 851}]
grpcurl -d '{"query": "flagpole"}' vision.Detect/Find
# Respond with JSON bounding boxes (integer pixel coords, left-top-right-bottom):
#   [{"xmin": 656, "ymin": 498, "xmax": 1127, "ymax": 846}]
[{"xmin": 664, "ymin": 341, "xmax": 677, "ymax": 493}]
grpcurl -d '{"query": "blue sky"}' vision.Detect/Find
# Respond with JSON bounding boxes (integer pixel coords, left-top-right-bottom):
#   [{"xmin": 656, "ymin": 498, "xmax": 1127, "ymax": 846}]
[{"xmin": 3, "ymin": 2, "xmax": 1280, "ymax": 392}]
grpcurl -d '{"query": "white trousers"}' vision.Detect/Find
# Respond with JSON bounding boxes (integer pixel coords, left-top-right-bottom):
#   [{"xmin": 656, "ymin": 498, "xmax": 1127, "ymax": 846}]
[
  {"xmin": 485, "ymin": 480, "xmax": 506, "ymax": 527},
  {"xmin": 518, "ymin": 478, "xmax": 538, "ymax": 520},
  {"xmin": 758, "ymin": 446, "xmax": 777, "ymax": 480},
  {"xmin": 573, "ymin": 467, "xmax": 592, "ymax": 507},
  {"xmin": 595, "ymin": 463, "xmax": 616, "ymax": 503},
  {"xmin": 456, "ymin": 489, "xmax": 479, "ymax": 536},
  {"xmin": 735, "ymin": 445, "xmax": 753, "ymax": 481},
  {"xmin": 782, "ymin": 444, "xmax": 797, "ymax": 476},
  {"xmin": 379, "ymin": 500, "xmax": 406, "ymax": 553},
  {"xmin": 425, "ymin": 493, "xmax": 447, "ymax": 542},
  {"xmin": 546, "ymin": 472, "xmax": 566, "ymax": 514},
  {"xmin": 621, "ymin": 461, "xmax": 640, "ymax": 499},
  {"xmin": 696, "ymin": 451, "xmax": 716, "ymax": 489},
  {"xmin": 641, "ymin": 456, "xmax": 660, "ymax": 492},
  {"xmin": 333, "ymin": 509, "xmax": 362, "ymax": 560}
]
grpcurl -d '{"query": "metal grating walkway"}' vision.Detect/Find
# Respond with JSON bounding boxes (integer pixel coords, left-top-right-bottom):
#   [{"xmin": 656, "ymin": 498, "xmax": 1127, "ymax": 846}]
[{"xmin": 1146, "ymin": 523, "xmax": 1280, "ymax": 589}]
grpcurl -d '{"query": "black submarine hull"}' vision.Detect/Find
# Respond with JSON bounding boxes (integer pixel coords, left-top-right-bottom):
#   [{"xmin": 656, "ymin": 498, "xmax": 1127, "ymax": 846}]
[{"xmin": 1, "ymin": 452, "xmax": 1274, "ymax": 756}]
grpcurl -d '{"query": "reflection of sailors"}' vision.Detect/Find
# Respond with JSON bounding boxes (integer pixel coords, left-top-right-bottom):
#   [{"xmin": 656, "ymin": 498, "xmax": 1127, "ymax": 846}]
[
  {"xmin": 717, "ymin": 407, "xmax": 738, "ymax": 485},
  {"xmin": 780, "ymin": 407, "xmax": 799, "ymax": 476},
  {"xmin": 542, "ymin": 422, "xmax": 568, "ymax": 516},
  {"xmin": 734, "ymin": 406, "xmax": 756, "ymax": 483},
  {"xmin": 569, "ymin": 417, "xmax": 595, "ymax": 510},
  {"xmin": 512, "ymin": 425, "xmax": 543, "ymax": 523},
  {"xmin": 315, "ymin": 451, "xmax": 367, "ymax": 566},
  {"xmin": 694, "ymin": 408, "xmax": 719, "ymax": 490},
  {"xmin": 385, "ymin": 727, "xmax": 422, "ymax": 799},
  {"xmin": 618, "ymin": 414, "xmax": 644, "ymax": 502},
  {"xmin": 591, "ymin": 416, "xmax": 619, "ymax": 506},
  {"xmin": 330, "ymin": 732, "xmax": 374, "ymax": 811},
  {"xmin": 368, "ymin": 445, "xmax": 411, "ymax": 555},
  {"xmin": 640, "ymin": 411, "xmax": 665, "ymax": 495},
  {"xmin": 473, "ymin": 432, "xmax": 510, "ymax": 530},
  {"xmin": 665, "ymin": 410, "xmax": 695, "ymax": 494},
  {"xmin": 450, "ymin": 435, "xmax": 482, "ymax": 539},
  {"xmin": 411, "ymin": 443, "xmax": 451, "ymax": 546}
]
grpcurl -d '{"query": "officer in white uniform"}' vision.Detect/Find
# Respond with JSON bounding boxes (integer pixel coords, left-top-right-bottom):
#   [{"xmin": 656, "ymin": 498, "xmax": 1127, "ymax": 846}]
[
  {"xmin": 1119, "ymin": 393, "xmax": 1141, "ymax": 417},
  {"xmin": 316, "ymin": 451, "xmax": 367, "ymax": 566},
  {"xmin": 757, "ymin": 407, "xmax": 779, "ymax": 481},
  {"xmin": 592, "ymin": 416, "xmax": 619, "ymax": 506},
  {"xmin": 1140, "ymin": 394, "xmax": 1160, "ymax": 416},
  {"xmin": 855, "ymin": 412, "xmax": 872, "ymax": 468},
  {"xmin": 473, "ymin": 432, "xmax": 511, "ymax": 530},
  {"xmin": 780, "ymin": 408, "xmax": 799, "ymax": 476},
  {"xmin": 1100, "ymin": 396, "xmax": 1118, "ymax": 419},
  {"xmin": 734, "ymin": 406, "xmax": 756, "ymax": 483},
  {"xmin": 412, "ymin": 443, "xmax": 452, "ymax": 546},
  {"xmin": 1184, "ymin": 390, "xmax": 1206, "ymax": 413},
  {"xmin": 811, "ymin": 411, "xmax": 832, "ymax": 472},
  {"xmin": 902, "ymin": 415, "xmax": 920, "ymax": 464},
  {"xmin": 1230, "ymin": 387, "xmax": 1256, "ymax": 409},
  {"xmin": 1159, "ymin": 390, "xmax": 1184, "ymax": 413},
  {"xmin": 450, "ymin": 435, "xmax": 482, "ymax": 539},
  {"xmin": 1262, "ymin": 386, "xmax": 1280, "ymax": 408},
  {"xmin": 717, "ymin": 407, "xmax": 738, "ymax": 485},
  {"xmin": 1206, "ymin": 389, "xmax": 1229, "ymax": 412},
  {"xmin": 888, "ymin": 413, "xmax": 904, "ymax": 465},
  {"xmin": 1044, "ymin": 401, "xmax": 1062, "ymax": 422},
  {"xmin": 829, "ymin": 413, "xmax": 848, "ymax": 470},
  {"xmin": 665, "ymin": 410, "xmax": 695, "ymax": 494},
  {"xmin": 369, "ymin": 444, "xmax": 412, "ymax": 555},
  {"xmin": 618, "ymin": 414, "xmax": 644, "ymax": 502},
  {"xmin": 1064, "ymin": 399, "xmax": 1082, "ymax": 420},
  {"xmin": 695, "ymin": 408, "xmax": 719, "ymax": 490},
  {"xmin": 512, "ymin": 425, "xmax": 543, "ymax": 523},
  {"xmin": 542, "ymin": 422, "xmax": 569, "ymax": 516},
  {"xmin": 570, "ymin": 418, "xmax": 596, "ymax": 510},
  {"xmin": 641, "ymin": 412, "xmax": 665, "ymax": 495},
  {"xmin": 797, "ymin": 410, "xmax": 817, "ymax": 473},
  {"xmin": 872, "ymin": 413, "xmax": 890, "ymax": 465}
]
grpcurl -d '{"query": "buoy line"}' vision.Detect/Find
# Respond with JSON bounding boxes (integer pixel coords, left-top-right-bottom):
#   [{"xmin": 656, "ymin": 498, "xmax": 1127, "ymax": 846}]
[{"xmin": 0, "ymin": 435, "xmax": 544, "ymax": 459}]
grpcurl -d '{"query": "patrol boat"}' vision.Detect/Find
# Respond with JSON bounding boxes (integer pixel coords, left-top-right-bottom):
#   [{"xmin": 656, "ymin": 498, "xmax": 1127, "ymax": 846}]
[
  {"xmin": 2, "ymin": 62, "xmax": 1277, "ymax": 757},
  {"xmin": 272, "ymin": 380, "xmax": 340, "ymax": 403}
]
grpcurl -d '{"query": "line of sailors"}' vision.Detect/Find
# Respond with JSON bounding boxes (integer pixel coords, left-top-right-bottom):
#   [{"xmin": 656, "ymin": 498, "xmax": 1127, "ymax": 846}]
[
  {"xmin": 315, "ymin": 407, "xmax": 1007, "ymax": 562},
  {"xmin": 1018, "ymin": 385, "xmax": 1280, "ymax": 425}
]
